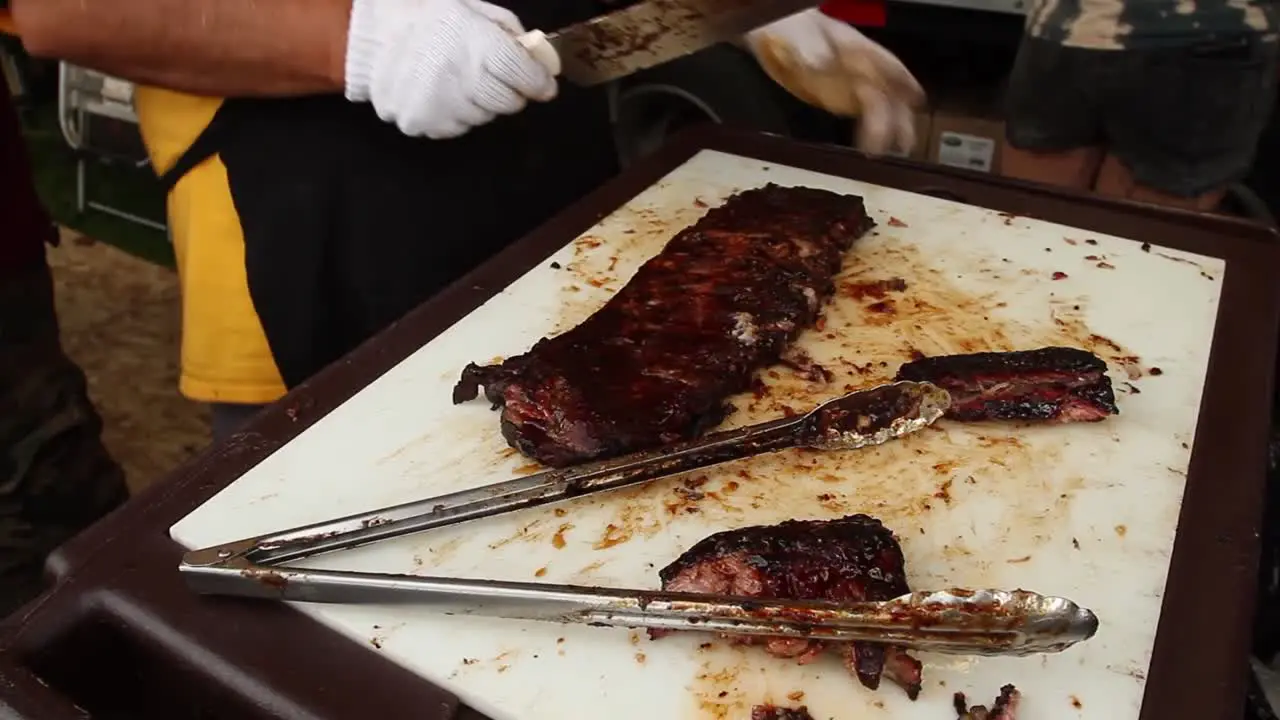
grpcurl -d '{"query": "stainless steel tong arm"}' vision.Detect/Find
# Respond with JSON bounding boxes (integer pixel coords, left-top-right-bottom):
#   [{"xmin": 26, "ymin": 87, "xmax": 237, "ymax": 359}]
[
  {"xmin": 185, "ymin": 411, "xmax": 804, "ymax": 569},
  {"xmin": 185, "ymin": 381, "xmax": 950, "ymax": 568},
  {"xmin": 182, "ymin": 558, "xmax": 1099, "ymax": 657}
]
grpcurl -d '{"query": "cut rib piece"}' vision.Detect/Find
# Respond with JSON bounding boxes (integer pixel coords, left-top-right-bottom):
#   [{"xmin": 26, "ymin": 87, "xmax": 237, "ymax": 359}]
[
  {"xmin": 652, "ymin": 514, "xmax": 923, "ymax": 700},
  {"xmin": 453, "ymin": 184, "xmax": 877, "ymax": 467},
  {"xmin": 954, "ymin": 684, "xmax": 1021, "ymax": 719},
  {"xmin": 894, "ymin": 347, "xmax": 1118, "ymax": 423}
]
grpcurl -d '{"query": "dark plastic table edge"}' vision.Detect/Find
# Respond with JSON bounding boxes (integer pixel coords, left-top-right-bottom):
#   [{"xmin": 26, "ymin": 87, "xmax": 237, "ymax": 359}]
[{"xmin": 2, "ymin": 124, "xmax": 1277, "ymax": 720}]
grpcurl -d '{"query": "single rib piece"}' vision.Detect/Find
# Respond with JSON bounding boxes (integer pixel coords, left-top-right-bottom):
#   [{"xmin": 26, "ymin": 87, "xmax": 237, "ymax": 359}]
[
  {"xmin": 653, "ymin": 514, "xmax": 923, "ymax": 700},
  {"xmin": 894, "ymin": 347, "xmax": 1118, "ymax": 423},
  {"xmin": 954, "ymin": 685, "xmax": 1021, "ymax": 720},
  {"xmin": 453, "ymin": 184, "xmax": 876, "ymax": 467},
  {"xmin": 752, "ymin": 705, "xmax": 815, "ymax": 720}
]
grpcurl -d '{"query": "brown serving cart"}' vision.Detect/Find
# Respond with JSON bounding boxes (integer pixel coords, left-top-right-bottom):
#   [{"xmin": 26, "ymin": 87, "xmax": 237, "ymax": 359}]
[{"xmin": 2, "ymin": 126, "xmax": 1277, "ymax": 720}]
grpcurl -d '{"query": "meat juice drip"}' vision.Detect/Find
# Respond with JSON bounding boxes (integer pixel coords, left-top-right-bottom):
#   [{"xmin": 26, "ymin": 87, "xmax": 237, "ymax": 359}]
[
  {"xmin": 751, "ymin": 705, "xmax": 815, "ymax": 720},
  {"xmin": 452, "ymin": 184, "xmax": 877, "ymax": 467}
]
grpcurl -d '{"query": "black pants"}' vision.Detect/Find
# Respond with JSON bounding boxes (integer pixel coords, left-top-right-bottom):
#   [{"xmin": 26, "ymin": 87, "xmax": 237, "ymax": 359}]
[
  {"xmin": 1005, "ymin": 35, "xmax": 1280, "ymax": 197},
  {"xmin": 0, "ymin": 257, "xmax": 129, "ymax": 616}
]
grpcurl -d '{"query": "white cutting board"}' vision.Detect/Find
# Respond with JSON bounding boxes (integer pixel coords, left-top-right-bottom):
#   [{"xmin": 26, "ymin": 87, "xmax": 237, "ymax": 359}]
[{"xmin": 171, "ymin": 150, "xmax": 1225, "ymax": 720}]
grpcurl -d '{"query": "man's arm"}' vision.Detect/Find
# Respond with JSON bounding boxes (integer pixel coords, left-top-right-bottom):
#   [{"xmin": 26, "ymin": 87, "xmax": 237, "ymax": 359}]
[{"xmin": 11, "ymin": 0, "xmax": 351, "ymax": 96}]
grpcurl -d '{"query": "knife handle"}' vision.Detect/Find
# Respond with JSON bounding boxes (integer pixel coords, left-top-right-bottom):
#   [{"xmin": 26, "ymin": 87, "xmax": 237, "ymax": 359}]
[{"xmin": 517, "ymin": 30, "xmax": 562, "ymax": 77}]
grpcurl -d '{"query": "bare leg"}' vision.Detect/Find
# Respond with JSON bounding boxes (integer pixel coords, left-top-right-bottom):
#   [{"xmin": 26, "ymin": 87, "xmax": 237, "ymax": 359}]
[
  {"xmin": 1093, "ymin": 154, "xmax": 1226, "ymax": 212},
  {"xmin": 1000, "ymin": 145, "xmax": 1106, "ymax": 192}
]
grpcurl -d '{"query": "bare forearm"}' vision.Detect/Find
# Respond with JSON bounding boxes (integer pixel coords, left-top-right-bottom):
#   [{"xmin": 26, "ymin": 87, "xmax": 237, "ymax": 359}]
[{"xmin": 11, "ymin": 0, "xmax": 351, "ymax": 96}]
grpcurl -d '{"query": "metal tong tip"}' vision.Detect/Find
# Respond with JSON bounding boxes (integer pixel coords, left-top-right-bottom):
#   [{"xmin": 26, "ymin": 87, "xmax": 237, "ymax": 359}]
[{"xmin": 800, "ymin": 380, "xmax": 951, "ymax": 451}]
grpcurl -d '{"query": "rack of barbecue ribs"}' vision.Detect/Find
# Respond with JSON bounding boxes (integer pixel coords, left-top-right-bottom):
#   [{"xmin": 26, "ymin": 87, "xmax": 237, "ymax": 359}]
[
  {"xmin": 895, "ymin": 347, "xmax": 1119, "ymax": 423},
  {"xmin": 453, "ymin": 184, "xmax": 877, "ymax": 467}
]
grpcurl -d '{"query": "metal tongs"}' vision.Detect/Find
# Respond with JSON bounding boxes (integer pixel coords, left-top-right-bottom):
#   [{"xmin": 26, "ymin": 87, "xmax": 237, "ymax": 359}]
[{"xmin": 181, "ymin": 381, "xmax": 1100, "ymax": 657}]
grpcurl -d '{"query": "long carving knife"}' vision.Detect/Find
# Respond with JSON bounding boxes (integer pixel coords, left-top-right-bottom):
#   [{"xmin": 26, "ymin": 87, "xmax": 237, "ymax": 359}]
[{"xmin": 515, "ymin": 0, "xmax": 819, "ymax": 86}]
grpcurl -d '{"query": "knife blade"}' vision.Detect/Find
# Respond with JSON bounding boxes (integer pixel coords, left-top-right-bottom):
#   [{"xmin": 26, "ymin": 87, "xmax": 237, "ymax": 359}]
[{"xmin": 516, "ymin": 0, "xmax": 819, "ymax": 86}]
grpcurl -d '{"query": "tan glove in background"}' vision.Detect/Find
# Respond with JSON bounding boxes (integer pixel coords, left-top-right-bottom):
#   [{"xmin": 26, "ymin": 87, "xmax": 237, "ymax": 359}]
[{"xmin": 746, "ymin": 9, "xmax": 925, "ymax": 155}]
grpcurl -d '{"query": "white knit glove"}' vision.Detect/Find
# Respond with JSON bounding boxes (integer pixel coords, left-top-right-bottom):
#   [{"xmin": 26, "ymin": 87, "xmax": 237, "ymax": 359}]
[
  {"xmin": 746, "ymin": 10, "xmax": 925, "ymax": 155},
  {"xmin": 344, "ymin": 0, "xmax": 558, "ymax": 139}
]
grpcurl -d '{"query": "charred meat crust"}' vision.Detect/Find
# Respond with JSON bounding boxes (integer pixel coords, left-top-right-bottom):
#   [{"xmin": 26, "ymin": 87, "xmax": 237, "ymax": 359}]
[
  {"xmin": 452, "ymin": 184, "xmax": 877, "ymax": 467},
  {"xmin": 654, "ymin": 514, "xmax": 923, "ymax": 700},
  {"xmin": 894, "ymin": 346, "xmax": 1119, "ymax": 423},
  {"xmin": 656, "ymin": 515, "xmax": 909, "ymax": 595},
  {"xmin": 751, "ymin": 705, "xmax": 815, "ymax": 720}
]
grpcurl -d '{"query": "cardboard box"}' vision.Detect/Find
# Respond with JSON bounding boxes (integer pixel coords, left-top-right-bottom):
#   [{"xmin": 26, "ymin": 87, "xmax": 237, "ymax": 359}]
[{"xmin": 926, "ymin": 102, "xmax": 1006, "ymax": 175}]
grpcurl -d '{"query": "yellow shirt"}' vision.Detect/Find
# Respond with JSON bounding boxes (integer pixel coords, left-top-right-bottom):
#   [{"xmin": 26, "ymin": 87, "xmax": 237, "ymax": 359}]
[{"xmin": 133, "ymin": 87, "xmax": 286, "ymax": 405}]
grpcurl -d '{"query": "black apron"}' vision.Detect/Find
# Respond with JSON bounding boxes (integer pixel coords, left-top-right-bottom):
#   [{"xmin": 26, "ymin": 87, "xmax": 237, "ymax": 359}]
[{"xmin": 159, "ymin": 0, "xmax": 619, "ymax": 389}]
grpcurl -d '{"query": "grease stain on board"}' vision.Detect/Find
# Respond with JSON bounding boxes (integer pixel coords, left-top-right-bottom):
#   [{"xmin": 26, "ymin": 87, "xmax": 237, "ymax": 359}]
[
  {"xmin": 470, "ymin": 238, "xmax": 1146, "ymax": 584},
  {"xmin": 683, "ymin": 642, "xmax": 893, "ymax": 720},
  {"xmin": 359, "ymin": 196, "xmax": 1203, "ymax": 717},
  {"xmin": 686, "ymin": 647, "xmax": 753, "ymax": 720}
]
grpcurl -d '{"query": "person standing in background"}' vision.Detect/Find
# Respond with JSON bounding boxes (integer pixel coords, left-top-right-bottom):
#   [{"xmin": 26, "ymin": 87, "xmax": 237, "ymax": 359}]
[
  {"xmin": 0, "ymin": 45, "xmax": 129, "ymax": 615},
  {"xmin": 132, "ymin": 88, "xmax": 288, "ymax": 441},
  {"xmin": 1001, "ymin": 0, "xmax": 1279, "ymax": 210}
]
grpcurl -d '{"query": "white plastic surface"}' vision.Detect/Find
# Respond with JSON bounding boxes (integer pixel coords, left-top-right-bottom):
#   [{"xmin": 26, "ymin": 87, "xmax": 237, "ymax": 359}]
[{"xmin": 172, "ymin": 149, "xmax": 1226, "ymax": 720}]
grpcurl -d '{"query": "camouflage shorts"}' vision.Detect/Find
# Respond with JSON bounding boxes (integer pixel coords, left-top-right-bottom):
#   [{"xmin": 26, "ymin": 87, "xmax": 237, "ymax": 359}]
[{"xmin": 0, "ymin": 257, "xmax": 129, "ymax": 616}]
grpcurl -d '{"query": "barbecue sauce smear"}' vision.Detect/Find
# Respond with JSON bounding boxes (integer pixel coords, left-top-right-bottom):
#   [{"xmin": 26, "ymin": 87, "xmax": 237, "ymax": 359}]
[
  {"xmin": 532, "ymin": 235, "xmax": 1149, "ymax": 561},
  {"xmin": 542, "ymin": 226, "xmax": 1157, "ymax": 717},
  {"xmin": 671, "ymin": 234, "xmax": 1156, "ymax": 717}
]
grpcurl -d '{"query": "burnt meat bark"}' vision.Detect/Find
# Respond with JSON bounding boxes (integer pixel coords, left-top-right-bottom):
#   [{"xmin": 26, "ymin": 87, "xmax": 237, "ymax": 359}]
[
  {"xmin": 653, "ymin": 514, "xmax": 923, "ymax": 700},
  {"xmin": 452, "ymin": 184, "xmax": 876, "ymax": 467},
  {"xmin": 894, "ymin": 347, "xmax": 1118, "ymax": 423},
  {"xmin": 954, "ymin": 684, "xmax": 1021, "ymax": 719}
]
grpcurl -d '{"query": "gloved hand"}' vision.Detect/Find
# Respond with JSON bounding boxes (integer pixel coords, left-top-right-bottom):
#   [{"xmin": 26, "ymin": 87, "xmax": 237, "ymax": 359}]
[
  {"xmin": 344, "ymin": 0, "xmax": 558, "ymax": 139},
  {"xmin": 746, "ymin": 9, "xmax": 925, "ymax": 155}
]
